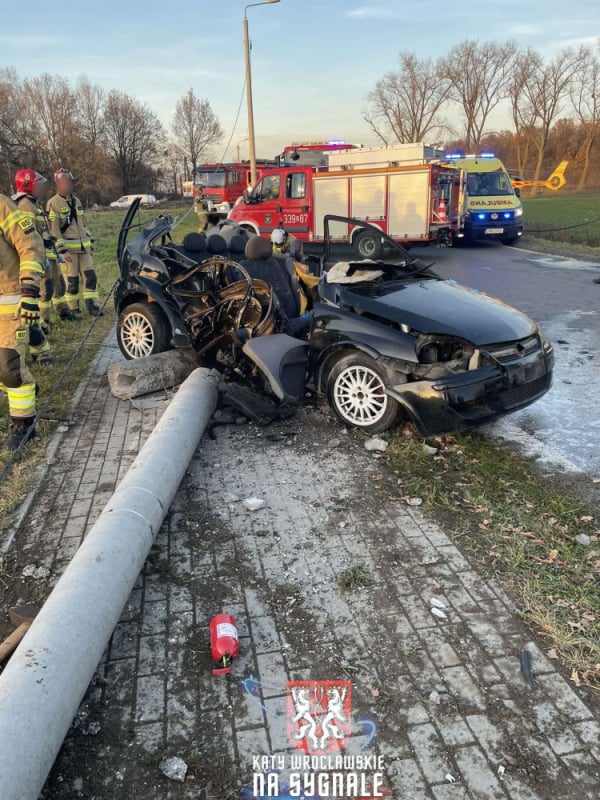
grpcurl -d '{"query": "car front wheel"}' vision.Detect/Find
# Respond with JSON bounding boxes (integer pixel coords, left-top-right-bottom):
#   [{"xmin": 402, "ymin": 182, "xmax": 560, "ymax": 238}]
[
  {"xmin": 117, "ymin": 302, "xmax": 171, "ymax": 360},
  {"xmin": 326, "ymin": 352, "xmax": 400, "ymax": 433}
]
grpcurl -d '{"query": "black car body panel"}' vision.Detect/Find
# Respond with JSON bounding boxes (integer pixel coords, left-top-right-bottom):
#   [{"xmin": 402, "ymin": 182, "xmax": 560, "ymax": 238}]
[{"xmin": 114, "ymin": 206, "xmax": 553, "ymax": 437}]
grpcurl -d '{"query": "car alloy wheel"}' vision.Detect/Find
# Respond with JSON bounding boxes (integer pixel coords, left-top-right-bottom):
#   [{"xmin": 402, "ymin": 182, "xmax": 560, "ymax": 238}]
[
  {"xmin": 120, "ymin": 311, "xmax": 155, "ymax": 358},
  {"xmin": 333, "ymin": 363, "xmax": 388, "ymax": 425}
]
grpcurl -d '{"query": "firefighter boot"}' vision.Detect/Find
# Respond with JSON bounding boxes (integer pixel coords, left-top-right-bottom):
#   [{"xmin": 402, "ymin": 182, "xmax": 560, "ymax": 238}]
[
  {"xmin": 85, "ymin": 298, "xmax": 102, "ymax": 317},
  {"xmin": 6, "ymin": 416, "xmax": 36, "ymax": 451},
  {"xmin": 58, "ymin": 306, "xmax": 78, "ymax": 321}
]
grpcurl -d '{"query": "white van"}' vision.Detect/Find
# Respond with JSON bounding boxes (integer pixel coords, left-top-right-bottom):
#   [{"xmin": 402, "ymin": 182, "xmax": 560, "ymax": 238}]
[{"xmin": 110, "ymin": 194, "xmax": 157, "ymax": 209}]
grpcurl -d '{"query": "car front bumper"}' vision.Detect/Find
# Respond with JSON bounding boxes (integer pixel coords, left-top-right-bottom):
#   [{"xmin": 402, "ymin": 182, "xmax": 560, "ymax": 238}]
[{"xmin": 387, "ymin": 348, "xmax": 554, "ymax": 436}]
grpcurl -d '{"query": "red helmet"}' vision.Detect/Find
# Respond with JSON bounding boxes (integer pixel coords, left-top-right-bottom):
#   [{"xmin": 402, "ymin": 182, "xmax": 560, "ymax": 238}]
[
  {"xmin": 54, "ymin": 167, "xmax": 74, "ymax": 182},
  {"xmin": 15, "ymin": 169, "xmax": 46, "ymax": 194}
]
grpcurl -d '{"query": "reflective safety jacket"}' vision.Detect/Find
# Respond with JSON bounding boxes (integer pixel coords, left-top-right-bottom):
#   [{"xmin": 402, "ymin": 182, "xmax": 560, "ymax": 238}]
[
  {"xmin": 12, "ymin": 193, "xmax": 57, "ymax": 259},
  {"xmin": 46, "ymin": 193, "xmax": 92, "ymax": 254},
  {"xmin": 0, "ymin": 193, "xmax": 45, "ymax": 305}
]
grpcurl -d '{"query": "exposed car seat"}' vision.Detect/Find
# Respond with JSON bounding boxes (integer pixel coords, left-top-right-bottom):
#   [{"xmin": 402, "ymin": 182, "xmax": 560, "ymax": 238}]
[
  {"xmin": 207, "ymin": 234, "xmax": 228, "ymax": 256},
  {"xmin": 238, "ymin": 237, "xmax": 309, "ymax": 335}
]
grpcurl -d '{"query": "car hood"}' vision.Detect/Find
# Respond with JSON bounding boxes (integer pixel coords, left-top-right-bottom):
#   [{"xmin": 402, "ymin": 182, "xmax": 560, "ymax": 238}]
[{"xmin": 344, "ymin": 278, "xmax": 537, "ymax": 344}]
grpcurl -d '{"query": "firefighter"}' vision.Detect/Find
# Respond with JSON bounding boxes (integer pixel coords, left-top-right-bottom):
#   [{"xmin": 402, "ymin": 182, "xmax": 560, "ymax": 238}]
[
  {"xmin": 270, "ymin": 227, "xmax": 303, "ymax": 257},
  {"xmin": 11, "ymin": 170, "xmax": 53, "ymax": 366},
  {"xmin": 47, "ymin": 168, "xmax": 101, "ymax": 317},
  {"xmin": 12, "ymin": 170, "xmax": 74, "ymax": 325},
  {"xmin": 195, "ymin": 194, "xmax": 209, "ymax": 233},
  {"xmin": 0, "ymin": 193, "xmax": 45, "ymax": 450}
]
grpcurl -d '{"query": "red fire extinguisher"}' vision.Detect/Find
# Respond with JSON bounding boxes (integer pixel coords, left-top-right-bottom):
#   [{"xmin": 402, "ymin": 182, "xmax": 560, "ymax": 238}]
[{"xmin": 210, "ymin": 613, "xmax": 240, "ymax": 675}]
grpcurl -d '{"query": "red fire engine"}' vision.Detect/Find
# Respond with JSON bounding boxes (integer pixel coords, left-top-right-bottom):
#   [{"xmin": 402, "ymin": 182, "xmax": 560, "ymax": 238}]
[
  {"xmin": 229, "ymin": 145, "xmax": 462, "ymax": 256},
  {"xmin": 194, "ymin": 160, "xmax": 276, "ymax": 213}
]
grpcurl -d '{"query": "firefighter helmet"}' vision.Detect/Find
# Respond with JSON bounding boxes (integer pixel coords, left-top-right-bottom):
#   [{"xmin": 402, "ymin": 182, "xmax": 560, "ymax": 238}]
[
  {"xmin": 15, "ymin": 169, "xmax": 46, "ymax": 194},
  {"xmin": 270, "ymin": 228, "xmax": 286, "ymax": 246},
  {"xmin": 54, "ymin": 167, "xmax": 74, "ymax": 182}
]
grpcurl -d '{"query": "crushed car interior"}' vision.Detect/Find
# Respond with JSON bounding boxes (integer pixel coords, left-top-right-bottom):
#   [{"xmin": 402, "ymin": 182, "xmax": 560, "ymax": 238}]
[{"xmin": 115, "ymin": 200, "xmax": 554, "ymax": 435}]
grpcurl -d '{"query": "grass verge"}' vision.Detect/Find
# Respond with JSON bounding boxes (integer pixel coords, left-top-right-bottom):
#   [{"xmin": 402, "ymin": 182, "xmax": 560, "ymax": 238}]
[
  {"xmin": 522, "ymin": 192, "xmax": 600, "ymax": 250},
  {"xmin": 384, "ymin": 426, "xmax": 600, "ymax": 687},
  {"xmin": 0, "ymin": 204, "xmax": 198, "ymax": 537}
]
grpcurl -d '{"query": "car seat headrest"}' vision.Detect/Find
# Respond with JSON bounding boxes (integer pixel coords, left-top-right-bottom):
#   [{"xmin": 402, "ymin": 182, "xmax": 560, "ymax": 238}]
[
  {"xmin": 207, "ymin": 234, "xmax": 227, "ymax": 254},
  {"xmin": 182, "ymin": 232, "xmax": 207, "ymax": 253},
  {"xmin": 229, "ymin": 234, "xmax": 247, "ymax": 255},
  {"xmin": 245, "ymin": 236, "xmax": 273, "ymax": 261}
]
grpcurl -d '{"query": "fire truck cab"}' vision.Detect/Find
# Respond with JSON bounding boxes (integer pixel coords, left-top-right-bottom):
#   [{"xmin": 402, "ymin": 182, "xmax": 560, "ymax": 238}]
[
  {"xmin": 194, "ymin": 161, "xmax": 276, "ymax": 214},
  {"xmin": 229, "ymin": 144, "xmax": 462, "ymax": 256}
]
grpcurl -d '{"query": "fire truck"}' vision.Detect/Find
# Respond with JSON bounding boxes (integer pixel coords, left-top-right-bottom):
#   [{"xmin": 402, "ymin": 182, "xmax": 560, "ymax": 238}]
[
  {"xmin": 228, "ymin": 144, "xmax": 462, "ymax": 256},
  {"xmin": 194, "ymin": 161, "xmax": 276, "ymax": 213}
]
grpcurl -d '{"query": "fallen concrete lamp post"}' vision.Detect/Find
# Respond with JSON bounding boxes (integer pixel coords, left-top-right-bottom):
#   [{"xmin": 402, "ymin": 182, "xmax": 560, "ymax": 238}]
[
  {"xmin": 0, "ymin": 367, "xmax": 220, "ymax": 800},
  {"xmin": 108, "ymin": 348, "xmax": 202, "ymax": 400}
]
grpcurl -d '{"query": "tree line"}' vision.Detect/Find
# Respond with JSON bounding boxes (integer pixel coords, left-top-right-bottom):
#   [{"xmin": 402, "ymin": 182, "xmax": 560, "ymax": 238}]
[
  {"xmin": 365, "ymin": 40, "xmax": 600, "ymax": 190},
  {"xmin": 0, "ymin": 70, "xmax": 223, "ymax": 202}
]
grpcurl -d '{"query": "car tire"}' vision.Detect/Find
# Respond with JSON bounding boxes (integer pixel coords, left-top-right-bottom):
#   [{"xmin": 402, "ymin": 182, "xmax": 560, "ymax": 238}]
[
  {"xmin": 326, "ymin": 352, "xmax": 400, "ymax": 433},
  {"xmin": 353, "ymin": 230, "xmax": 383, "ymax": 260},
  {"xmin": 117, "ymin": 302, "xmax": 171, "ymax": 360}
]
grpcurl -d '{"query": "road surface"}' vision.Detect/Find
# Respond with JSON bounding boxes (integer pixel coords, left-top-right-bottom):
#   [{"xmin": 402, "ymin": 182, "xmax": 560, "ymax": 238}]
[{"xmin": 411, "ymin": 241, "xmax": 600, "ymax": 477}]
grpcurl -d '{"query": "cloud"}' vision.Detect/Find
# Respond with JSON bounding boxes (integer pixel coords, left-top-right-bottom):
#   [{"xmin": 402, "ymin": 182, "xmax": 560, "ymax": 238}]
[
  {"xmin": 346, "ymin": 6, "xmax": 403, "ymax": 20},
  {"xmin": 507, "ymin": 23, "xmax": 542, "ymax": 35}
]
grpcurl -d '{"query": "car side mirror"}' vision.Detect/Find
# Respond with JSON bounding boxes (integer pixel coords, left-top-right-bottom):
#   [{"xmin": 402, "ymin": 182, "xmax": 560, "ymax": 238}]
[
  {"xmin": 243, "ymin": 189, "xmax": 250, "ymax": 204},
  {"xmin": 514, "ymin": 187, "xmax": 521, "ymax": 198}
]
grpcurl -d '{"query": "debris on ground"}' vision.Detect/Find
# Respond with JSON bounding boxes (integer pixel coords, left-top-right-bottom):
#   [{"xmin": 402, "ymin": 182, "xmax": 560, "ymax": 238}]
[
  {"xmin": 444, "ymin": 772, "xmax": 456, "ymax": 783},
  {"xmin": 574, "ymin": 533, "xmax": 591, "ymax": 546},
  {"xmin": 159, "ymin": 756, "xmax": 188, "ymax": 783},
  {"xmin": 223, "ymin": 492, "xmax": 241, "ymax": 503},
  {"xmin": 243, "ymin": 497, "xmax": 266, "ymax": 512},
  {"xmin": 405, "ymin": 497, "xmax": 423, "ymax": 507},
  {"xmin": 364, "ymin": 436, "xmax": 388, "ymax": 453},
  {"xmin": 423, "ymin": 444, "xmax": 439, "ymax": 456},
  {"xmin": 520, "ymin": 648, "xmax": 538, "ymax": 690},
  {"xmin": 21, "ymin": 564, "xmax": 50, "ymax": 579}
]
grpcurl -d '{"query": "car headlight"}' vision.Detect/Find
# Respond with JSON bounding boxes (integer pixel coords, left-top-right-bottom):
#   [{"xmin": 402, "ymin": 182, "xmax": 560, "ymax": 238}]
[
  {"xmin": 514, "ymin": 205, "xmax": 523, "ymax": 218},
  {"xmin": 538, "ymin": 327, "xmax": 553, "ymax": 354}
]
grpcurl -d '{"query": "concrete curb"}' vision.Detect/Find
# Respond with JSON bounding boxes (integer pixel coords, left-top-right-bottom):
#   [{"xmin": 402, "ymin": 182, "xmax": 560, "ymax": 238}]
[{"xmin": 0, "ymin": 367, "xmax": 219, "ymax": 800}]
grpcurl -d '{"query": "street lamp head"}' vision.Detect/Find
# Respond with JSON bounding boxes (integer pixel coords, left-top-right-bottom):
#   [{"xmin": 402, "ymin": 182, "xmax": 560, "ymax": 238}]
[{"xmin": 245, "ymin": 0, "xmax": 281, "ymax": 13}]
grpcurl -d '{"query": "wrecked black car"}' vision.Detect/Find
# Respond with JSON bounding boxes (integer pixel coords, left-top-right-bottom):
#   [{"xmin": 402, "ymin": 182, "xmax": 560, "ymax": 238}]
[{"xmin": 115, "ymin": 202, "xmax": 554, "ymax": 436}]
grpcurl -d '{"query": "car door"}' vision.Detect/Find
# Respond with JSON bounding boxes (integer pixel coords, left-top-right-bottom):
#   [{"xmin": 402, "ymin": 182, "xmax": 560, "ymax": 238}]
[
  {"xmin": 250, "ymin": 173, "xmax": 282, "ymax": 234},
  {"xmin": 281, "ymin": 171, "xmax": 310, "ymax": 235}
]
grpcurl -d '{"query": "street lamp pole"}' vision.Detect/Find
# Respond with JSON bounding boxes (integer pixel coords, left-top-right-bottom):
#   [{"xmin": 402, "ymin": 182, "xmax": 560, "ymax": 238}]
[{"xmin": 243, "ymin": 0, "xmax": 280, "ymax": 187}]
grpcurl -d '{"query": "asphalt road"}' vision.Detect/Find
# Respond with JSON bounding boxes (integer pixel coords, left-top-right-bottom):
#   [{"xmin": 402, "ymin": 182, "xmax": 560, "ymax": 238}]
[{"xmin": 409, "ymin": 240, "xmax": 600, "ymax": 477}]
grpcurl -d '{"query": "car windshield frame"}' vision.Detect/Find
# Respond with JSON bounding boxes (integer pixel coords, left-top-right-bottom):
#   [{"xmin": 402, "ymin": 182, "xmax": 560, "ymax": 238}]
[{"xmin": 322, "ymin": 215, "xmax": 434, "ymax": 274}]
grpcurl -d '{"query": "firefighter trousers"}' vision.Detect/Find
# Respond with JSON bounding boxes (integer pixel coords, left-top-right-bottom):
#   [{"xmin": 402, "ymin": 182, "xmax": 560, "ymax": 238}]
[
  {"xmin": 51, "ymin": 257, "xmax": 68, "ymax": 313},
  {"xmin": 37, "ymin": 258, "xmax": 54, "ymax": 323},
  {"xmin": 0, "ymin": 314, "xmax": 36, "ymax": 419},
  {"xmin": 63, "ymin": 251, "xmax": 99, "ymax": 310}
]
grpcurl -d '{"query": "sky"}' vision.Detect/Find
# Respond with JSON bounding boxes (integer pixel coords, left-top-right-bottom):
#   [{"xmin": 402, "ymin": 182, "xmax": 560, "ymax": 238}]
[{"xmin": 2, "ymin": 1, "xmax": 598, "ymax": 160}]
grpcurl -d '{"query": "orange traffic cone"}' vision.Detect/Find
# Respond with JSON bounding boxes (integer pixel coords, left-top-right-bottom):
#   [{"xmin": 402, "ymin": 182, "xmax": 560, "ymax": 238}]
[{"xmin": 438, "ymin": 197, "xmax": 448, "ymax": 223}]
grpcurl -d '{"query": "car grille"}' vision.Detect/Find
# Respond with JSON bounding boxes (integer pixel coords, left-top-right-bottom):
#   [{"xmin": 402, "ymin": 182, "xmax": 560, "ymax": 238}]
[
  {"xmin": 486, "ymin": 335, "xmax": 540, "ymax": 364},
  {"xmin": 498, "ymin": 374, "xmax": 550, "ymax": 409}
]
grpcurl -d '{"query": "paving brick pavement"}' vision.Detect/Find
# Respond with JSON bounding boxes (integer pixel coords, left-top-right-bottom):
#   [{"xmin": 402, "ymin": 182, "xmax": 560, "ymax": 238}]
[{"xmin": 3, "ymin": 335, "xmax": 599, "ymax": 800}]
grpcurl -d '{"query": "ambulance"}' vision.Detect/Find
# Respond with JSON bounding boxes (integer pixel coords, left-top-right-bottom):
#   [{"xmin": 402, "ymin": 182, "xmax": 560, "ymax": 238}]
[
  {"xmin": 228, "ymin": 144, "xmax": 462, "ymax": 256},
  {"xmin": 445, "ymin": 153, "xmax": 523, "ymax": 244}
]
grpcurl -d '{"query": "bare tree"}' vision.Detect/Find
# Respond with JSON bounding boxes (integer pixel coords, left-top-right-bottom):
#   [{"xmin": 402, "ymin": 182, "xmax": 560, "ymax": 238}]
[
  {"xmin": 570, "ymin": 45, "xmax": 600, "ymax": 189},
  {"xmin": 22, "ymin": 74, "xmax": 78, "ymax": 170},
  {"xmin": 104, "ymin": 91, "xmax": 165, "ymax": 192},
  {"xmin": 364, "ymin": 53, "xmax": 451, "ymax": 145},
  {"xmin": 172, "ymin": 89, "xmax": 223, "ymax": 174},
  {"xmin": 440, "ymin": 39, "xmax": 519, "ymax": 149},
  {"xmin": 508, "ymin": 48, "xmax": 542, "ymax": 177},
  {"xmin": 76, "ymin": 77, "xmax": 106, "ymax": 147},
  {"xmin": 511, "ymin": 47, "xmax": 582, "ymax": 193}
]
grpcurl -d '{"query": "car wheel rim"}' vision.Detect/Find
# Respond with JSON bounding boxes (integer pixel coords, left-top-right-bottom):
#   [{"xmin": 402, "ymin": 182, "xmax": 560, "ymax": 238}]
[
  {"xmin": 333, "ymin": 365, "xmax": 388, "ymax": 426},
  {"xmin": 121, "ymin": 312, "xmax": 155, "ymax": 358},
  {"xmin": 359, "ymin": 237, "xmax": 376, "ymax": 257}
]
